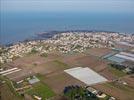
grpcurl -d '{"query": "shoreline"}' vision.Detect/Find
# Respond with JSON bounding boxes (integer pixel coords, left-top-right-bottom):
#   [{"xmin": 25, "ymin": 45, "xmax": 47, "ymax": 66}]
[
  {"xmin": 0, "ymin": 30, "xmax": 134, "ymax": 64},
  {"xmin": 1, "ymin": 30, "xmax": 133, "ymax": 47}
]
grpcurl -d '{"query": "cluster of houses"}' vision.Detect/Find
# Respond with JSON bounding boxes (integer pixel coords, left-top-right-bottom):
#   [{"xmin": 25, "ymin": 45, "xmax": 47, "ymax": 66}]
[
  {"xmin": 0, "ymin": 32, "xmax": 133, "ymax": 65},
  {"xmin": 87, "ymin": 86, "xmax": 116, "ymax": 100},
  {"xmin": 11, "ymin": 75, "xmax": 41, "ymax": 99}
]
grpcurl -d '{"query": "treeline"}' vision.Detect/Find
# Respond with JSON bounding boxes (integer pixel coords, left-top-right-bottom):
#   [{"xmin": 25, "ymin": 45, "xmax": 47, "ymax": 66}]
[
  {"xmin": 109, "ymin": 63, "xmax": 134, "ymax": 74},
  {"xmin": 109, "ymin": 63, "xmax": 126, "ymax": 70}
]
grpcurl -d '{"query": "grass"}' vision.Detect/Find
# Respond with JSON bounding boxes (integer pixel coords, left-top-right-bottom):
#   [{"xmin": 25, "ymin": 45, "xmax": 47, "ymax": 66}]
[
  {"xmin": 36, "ymin": 74, "xmax": 45, "ymax": 80},
  {"xmin": 108, "ymin": 66, "xmax": 126, "ymax": 77},
  {"xmin": 52, "ymin": 60, "xmax": 69, "ymax": 68},
  {"xmin": 26, "ymin": 82, "xmax": 55, "ymax": 99},
  {"xmin": 26, "ymin": 49, "xmax": 38, "ymax": 56},
  {"xmin": 26, "ymin": 74, "xmax": 55, "ymax": 99}
]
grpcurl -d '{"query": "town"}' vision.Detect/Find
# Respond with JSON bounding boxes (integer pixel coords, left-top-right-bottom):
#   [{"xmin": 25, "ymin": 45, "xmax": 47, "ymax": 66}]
[{"xmin": 0, "ymin": 31, "xmax": 133, "ymax": 64}]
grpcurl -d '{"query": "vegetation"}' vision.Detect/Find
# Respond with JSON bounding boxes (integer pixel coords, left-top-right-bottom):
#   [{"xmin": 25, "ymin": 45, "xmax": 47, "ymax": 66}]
[
  {"xmin": 12, "ymin": 56, "xmax": 20, "ymax": 60},
  {"xmin": 12, "ymin": 80, "xmax": 29, "ymax": 89},
  {"xmin": 109, "ymin": 63, "xmax": 126, "ymax": 70},
  {"xmin": 26, "ymin": 82, "xmax": 55, "ymax": 99},
  {"xmin": 0, "ymin": 83, "xmax": 21, "ymax": 100},
  {"xmin": 36, "ymin": 74, "xmax": 45, "ymax": 80},
  {"xmin": 126, "ymin": 67, "xmax": 134, "ymax": 74},
  {"xmin": 74, "ymin": 44, "xmax": 82, "ymax": 49},
  {"xmin": 40, "ymin": 53, "xmax": 48, "ymax": 57},
  {"xmin": 0, "ymin": 76, "xmax": 23, "ymax": 100},
  {"xmin": 31, "ymin": 48, "xmax": 38, "ymax": 53},
  {"xmin": 28, "ymin": 48, "xmax": 38, "ymax": 55},
  {"xmin": 53, "ymin": 60, "xmax": 69, "ymax": 68},
  {"xmin": 108, "ymin": 66, "xmax": 126, "ymax": 77},
  {"xmin": 0, "ymin": 47, "xmax": 8, "ymax": 55},
  {"xmin": 104, "ymin": 82, "xmax": 134, "ymax": 94},
  {"xmin": 25, "ymin": 74, "xmax": 55, "ymax": 99},
  {"xmin": 63, "ymin": 85, "xmax": 98, "ymax": 100}
]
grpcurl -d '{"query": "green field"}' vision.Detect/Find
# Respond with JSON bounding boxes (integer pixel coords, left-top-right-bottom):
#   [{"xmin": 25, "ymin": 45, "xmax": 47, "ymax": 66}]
[
  {"xmin": 52, "ymin": 60, "xmax": 69, "ymax": 68},
  {"xmin": 26, "ymin": 74, "xmax": 55, "ymax": 99},
  {"xmin": 27, "ymin": 82, "xmax": 55, "ymax": 99},
  {"xmin": 108, "ymin": 66, "xmax": 126, "ymax": 77}
]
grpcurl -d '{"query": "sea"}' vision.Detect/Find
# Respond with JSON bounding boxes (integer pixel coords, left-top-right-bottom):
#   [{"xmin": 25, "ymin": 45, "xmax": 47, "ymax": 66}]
[{"xmin": 0, "ymin": 12, "xmax": 134, "ymax": 45}]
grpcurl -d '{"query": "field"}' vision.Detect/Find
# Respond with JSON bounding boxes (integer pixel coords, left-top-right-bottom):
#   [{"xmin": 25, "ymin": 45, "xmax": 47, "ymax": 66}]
[
  {"xmin": 0, "ymin": 83, "xmax": 21, "ymax": 100},
  {"xmin": 63, "ymin": 54, "xmax": 117, "ymax": 80},
  {"xmin": 108, "ymin": 66, "xmax": 126, "ymax": 77},
  {"xmin": 64, "ymin": 67, "xmax": 107, "ymax": 85},
  {"xmin": 1, "ymin": 48, "xmax": 133, "ymax": 100},
  {"xmin": 6, "ymin": 53, "xmax": 69, "ymax": 81},
  {"xmin": 93, "ymin": 82, "xmax": 134, "ymax": 100},
  {"xmin": 0, "ymin": 76, "xmax": 22, "ymax": 100},
  {"xmin": 122, "ymin": 75, "xmax": 134, "ymax": 88},
  {"xmin": 40, "ymin": 72, "xmax": 85, "ymax": 94},
  {"xmin": 84, "ymin": 48, "xmax": 113, "ymax": 57},
  {"xmin": 26, "ymin": 82, "xmax": 55, "ymax": 99}
]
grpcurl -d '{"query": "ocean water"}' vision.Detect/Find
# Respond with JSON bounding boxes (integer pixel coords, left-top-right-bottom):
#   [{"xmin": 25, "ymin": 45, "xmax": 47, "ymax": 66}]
[{"xmin": 0, "ymin": 12, "xmax": 134, "ymax": 45}]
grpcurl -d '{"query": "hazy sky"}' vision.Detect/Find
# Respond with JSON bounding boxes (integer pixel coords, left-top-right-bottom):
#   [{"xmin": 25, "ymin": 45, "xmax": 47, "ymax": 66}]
[{"xmin": 1, "ymin": 0, "xmax": 134, "ymax": 13}]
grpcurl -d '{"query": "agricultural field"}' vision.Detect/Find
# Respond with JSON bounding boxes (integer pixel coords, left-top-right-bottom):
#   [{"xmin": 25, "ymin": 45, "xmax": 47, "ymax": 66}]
[
  {"xmin": 122, "ymin": 75, "xmax": 134, "ymax": 88},
  {"xmin": 0, "ymin": 83, "xmax": 21, "ymax": 100},
  {"xmin": 93, "ymin": 82, "xmax": 134, "ymax": 100},
  {"xmin": 0, "ymin": 76, "xmax": 22, "ymax": 100},
  {"xmin": 40, "ymin": 72, "xmax": 85, "ymax": 94},
  {"xmin": 84, "ymin": 48, "xmax": 113, "ymax": 58},
  {"xmin": 1, "ymin": 48, "xmax": 133, "ymax": 100},
  {"xmin": 26, "ymin": 82, "xmax": 55, "ymax": 99},
  {"xmin": 108, "ymin": 66, "xmax": 126, "ymax": 78}
]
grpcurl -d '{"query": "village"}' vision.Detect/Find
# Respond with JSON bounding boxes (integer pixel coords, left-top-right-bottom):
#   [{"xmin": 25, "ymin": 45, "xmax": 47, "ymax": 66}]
[{"xmin": 0, "ymin": 32, "xmax": 133, "ymax": 64}]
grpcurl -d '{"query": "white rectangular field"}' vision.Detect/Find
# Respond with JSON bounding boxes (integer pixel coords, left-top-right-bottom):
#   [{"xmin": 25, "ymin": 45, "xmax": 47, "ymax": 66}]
[
  {"xmin": 115, "ymin": 54, "xmax": 134, "ymax": 62},
  {"xmin": 64, "ymin": 67, "xmax": 107, "ymax": 85},
  {"xmin": 120, "ymin": 52, "xmax": 134, "ymax": 58}
]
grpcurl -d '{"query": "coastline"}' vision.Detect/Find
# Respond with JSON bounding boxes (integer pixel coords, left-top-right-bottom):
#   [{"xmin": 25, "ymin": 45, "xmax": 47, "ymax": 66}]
[
  {"xmin": 1, "ymin": 30, "xmax": 134, "ymax": 46},
  {"xmin": 0, "ymin": 30, "xmax": 134, "ymax": 63}
]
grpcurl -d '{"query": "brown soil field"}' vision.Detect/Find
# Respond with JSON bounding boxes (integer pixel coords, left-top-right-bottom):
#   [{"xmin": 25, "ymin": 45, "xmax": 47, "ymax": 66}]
[
  {"xmin": 10, "ymin": 53, "xmax": 62, "ymax": 68},
  {"xmin": 99, "ymin": 68, "xmax": 118, "ymax": 81},
  {"xmin": 6, "ymin": 54, "xmax": 68, "ymax": 81},
  {"xmin": 85, "ymin": 48, "xmax": 113, "ymax": 57},
  {"xmin": 122, "ymin": 75, "xmax": 134, "ymax": 88},
  {"xmin": 34, "ymin": 60, "xmax": 70, "ymax": 75},
  {"xmin": 62, "ymin": 53, "xmax": 85, "ymax": 67},
  {"xmin": 5, "ymin": 52, "xmax": 117, "ymax": 82},
  {"xmin": 0, "ymin": 83, "xmax": 21, "ymax": 100},
  {"xmin": 42, "ymin": 72, "xmax": 85, "ymax": 94},
  {"xmin": 73, "ymin": 56, "xmax": 107, "ymax": 71},
  {"xmin": 93, "ymin": 82, "xmax": 134, "ymax": 100}
]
